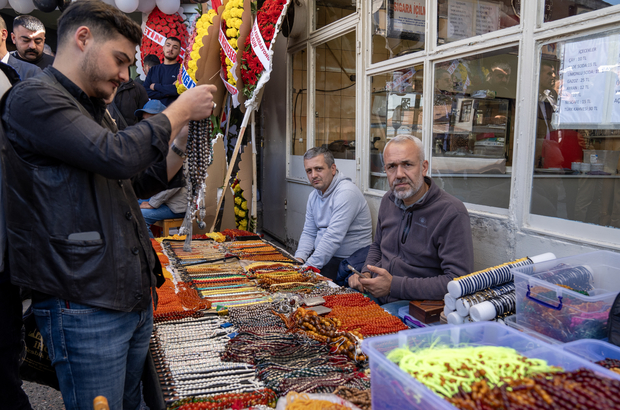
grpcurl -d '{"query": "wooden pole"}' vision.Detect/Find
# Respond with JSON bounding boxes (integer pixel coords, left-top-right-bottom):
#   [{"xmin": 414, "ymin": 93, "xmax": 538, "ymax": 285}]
[
  {"xmin": 251, "ymin": 110, "xmax": 258, "ymax": 233},
  {"xmin": 209, "ymin": 108, "xmax": 253, "ymax": 232}
]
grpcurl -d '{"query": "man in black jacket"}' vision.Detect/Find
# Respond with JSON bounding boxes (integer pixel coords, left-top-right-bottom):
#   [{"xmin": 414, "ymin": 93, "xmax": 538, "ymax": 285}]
[
  {"xmin": 0, "ymin": 1, "xmax": 215, "ymax": 409},
  {"xmin": 0, "ymin": 60, "xmax": 33, "ymax": 410},
  {"xmin": 10, "ymin": 15, "xmax": 54, "ymax": 69},
  {"xmin": 109, "ymin": 68, "xmax": 149, "ymax": 129}
]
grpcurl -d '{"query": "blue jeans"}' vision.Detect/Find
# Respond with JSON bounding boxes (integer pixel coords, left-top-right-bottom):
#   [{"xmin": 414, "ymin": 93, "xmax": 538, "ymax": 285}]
[
  {"xmin": 32, "ymin": 298, "xmax": 153, "ymax": 410},
  {"xmin": 141, "ymin": 205, "xmax": 184, "ymax": 238}
]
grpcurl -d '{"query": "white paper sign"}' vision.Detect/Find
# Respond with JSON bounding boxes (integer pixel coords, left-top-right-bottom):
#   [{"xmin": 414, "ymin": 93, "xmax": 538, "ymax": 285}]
[
  {"xmin": 558, "ymin": 36, "xmax": 610, "ymax": 124},
  {"xmin": 610, "ymin": 46, "xmax": 620, "ymax": 123},
  {"xmin": 475, "ymin": 1, "xmax": 500, "ymax": 35},
  {"xmin": 391, "ymin": 0, "xmax": 425, "ymax": 35},
  {"xmin": 447, "ymin": 0, "xmax": 474, "ymax": 40}
]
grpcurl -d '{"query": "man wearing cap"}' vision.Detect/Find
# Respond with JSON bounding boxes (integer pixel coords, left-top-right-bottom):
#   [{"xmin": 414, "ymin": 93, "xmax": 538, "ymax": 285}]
[{"xmin": 136, "ymin": 101, "xmax": 187, "ymax": 238}]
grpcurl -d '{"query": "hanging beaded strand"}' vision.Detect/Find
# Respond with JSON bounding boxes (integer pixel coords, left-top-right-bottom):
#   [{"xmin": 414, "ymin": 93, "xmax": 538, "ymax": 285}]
[{"xmin": 180, "ymin": 118, "xmax": 215, "ymax": 251}]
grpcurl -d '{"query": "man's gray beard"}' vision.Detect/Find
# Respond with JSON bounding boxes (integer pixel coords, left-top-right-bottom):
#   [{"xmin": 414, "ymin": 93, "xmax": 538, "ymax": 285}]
[{"xmin": 392, "ymin": 181, "xmax": 421, "ymax": 201}]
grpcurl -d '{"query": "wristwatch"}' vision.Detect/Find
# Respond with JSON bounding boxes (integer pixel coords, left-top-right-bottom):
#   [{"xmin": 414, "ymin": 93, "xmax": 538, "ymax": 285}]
[{"xmin": 170, "ymin": 143, "xmax": 186, "ymax": 159}]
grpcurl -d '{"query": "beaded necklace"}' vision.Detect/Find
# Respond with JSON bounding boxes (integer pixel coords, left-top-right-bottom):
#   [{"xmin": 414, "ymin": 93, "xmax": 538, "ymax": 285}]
[{"xmin": 178, "ymin": 118, "xmax": 214, "ymax": 240}]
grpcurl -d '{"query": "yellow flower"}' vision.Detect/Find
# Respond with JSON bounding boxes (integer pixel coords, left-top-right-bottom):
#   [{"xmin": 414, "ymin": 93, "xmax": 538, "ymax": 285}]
[
  {"xmin": 188, "ymin": 60, "xmax": 197, "ymax": 71},
  {"xmin": 234, "ymin": 19, "xmax": 242, "ymax": 29},
  {"xmin": 234, "ymin": 208, "xmax": 240, "ymax": 216},
  {"xmin": 234, "ymin": 185, "xmax": 242, "ymax": 193},
  {"xmin": 238, "ymin": 210, "xmax": 246, "ymax": 218},
  {"xmin": 225, "ymin": 57, "xmax": 232, "ymax": 66},
  {"xmin": 190, "ymin": 50, "xmax": 200, "ymax": 61},
  {"xmin": 222, "ymin": 10, "xmax": 231, "ymax": 21},
  {"xmin": 235, "ymin": 197, "xmax": 242, "ymax": 205},
  {"xmin": 226, "ymin": 28, "xmax": 238, "ymax": 38},
  {"xmin": 229, "ymin": 38, "xmax": 237, "ymax": 49},
  {"xmin": 233, "ymin": 8, "xmax": 243, "ymax": 18},
  {"xmin": 241, "ymin": 201, "xmax": 247, "ymax": 210}
]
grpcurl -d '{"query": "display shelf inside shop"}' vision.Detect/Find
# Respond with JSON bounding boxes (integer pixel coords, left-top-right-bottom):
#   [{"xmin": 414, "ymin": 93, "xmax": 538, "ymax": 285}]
[{"xmin": 148, "ymin": 233, "xmax": 409, "ymax": 408}]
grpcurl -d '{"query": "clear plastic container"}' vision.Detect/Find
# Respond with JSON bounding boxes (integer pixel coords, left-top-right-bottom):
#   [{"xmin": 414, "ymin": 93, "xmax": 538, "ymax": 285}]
[
  {"xmin": 361, "ymin": 322, "xmax": 620, "ymax": 410},
  {"xmin": 512, "ymin": 251, "xmax": 620, "ymax": 343},
  {"xmin": 562, "ymin": 339, "xmax": 620, "ymax": 363},
  {"xmin": 504, "ymin": 315, "xmax": 562, "ymax": 345}
]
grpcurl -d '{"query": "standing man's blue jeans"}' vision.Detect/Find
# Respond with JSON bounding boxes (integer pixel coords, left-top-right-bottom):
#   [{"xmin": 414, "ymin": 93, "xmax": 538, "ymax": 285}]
[
  {"xmin": 141, "ymin": 204, "xmax": 184, "ymax": 238},
  {"xmin": 32, "ymin": 298, "xmax": 153, "ymax": 410}
]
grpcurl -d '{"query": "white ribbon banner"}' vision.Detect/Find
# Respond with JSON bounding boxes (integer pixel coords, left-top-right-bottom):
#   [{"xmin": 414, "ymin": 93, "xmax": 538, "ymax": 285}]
[
  {"xmin": 143, "ymin": 26, "xmax": 186, "ymax": 59},
  {"xmin": 249, "ymin": 18, "xmax": 270, "ymax": 71},
  {"xmin": 219, "ymin": 24, "xmax": 237, "ymax": 64},
  {"xmin": 220, "ymin": 71, "xmax": 240, "ymax": 108}
]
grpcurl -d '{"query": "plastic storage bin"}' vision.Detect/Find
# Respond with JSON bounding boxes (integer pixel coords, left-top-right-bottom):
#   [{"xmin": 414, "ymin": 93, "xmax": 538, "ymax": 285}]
[
  {"xmin": 504, "ymin": 315, "xmax": 561, "ymax": 345},
  {"xmin": 513, "ymin": 251, "xmax": 620, "ymax": 343},
  {"xmin": 361, "ymin": 322, "xmax": 620, "ymax": 410},
  {"xmin": 562, "ymin": 339, "xmax": 620, "ymax": 363}
]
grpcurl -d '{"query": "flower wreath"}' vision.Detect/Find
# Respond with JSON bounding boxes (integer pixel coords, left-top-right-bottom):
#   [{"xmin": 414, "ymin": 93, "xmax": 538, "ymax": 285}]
[
  {"xmin": 176, "ymin": 9, "xmax": 218, "ymax": 94},
  {"xmin": 231, "ymin": 177, "xmax": 249, "ymax": 231},
  {"xmin": 140, "ymin": 8, "xmax": 189, "ymax": 70},
  {"xmin": 220, "ymin": 0, "xmax": 244, "ymax": 87},
  {"xmin": 239, "ymin": 0, "xmax": 287, "ymax": 99}
]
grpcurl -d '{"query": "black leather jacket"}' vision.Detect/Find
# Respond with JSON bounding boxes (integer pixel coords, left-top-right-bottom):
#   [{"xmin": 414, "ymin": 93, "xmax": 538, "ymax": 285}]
[{"xmin": 1, "ymin": 68, "xmax": 179, "ymax": 312}]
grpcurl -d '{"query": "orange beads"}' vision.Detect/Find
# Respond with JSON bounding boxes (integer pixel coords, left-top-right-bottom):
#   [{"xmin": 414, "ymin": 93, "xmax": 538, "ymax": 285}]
[{"xmin": 324, "ymin": 294, "xmax": 408, "ymax": 337}]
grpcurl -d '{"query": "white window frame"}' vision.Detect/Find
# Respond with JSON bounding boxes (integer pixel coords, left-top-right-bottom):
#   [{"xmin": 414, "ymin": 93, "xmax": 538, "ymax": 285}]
[
  {"xmin": 357, "ymin": 0, "xmax": 620, "ymax": 246},
  {"xmin": 286, "ymin": 2, "xmax": 360, "ymax": 184},
  {"xmin": 285, "ymin": 0, "xmax": 620, "ymax": 248}
]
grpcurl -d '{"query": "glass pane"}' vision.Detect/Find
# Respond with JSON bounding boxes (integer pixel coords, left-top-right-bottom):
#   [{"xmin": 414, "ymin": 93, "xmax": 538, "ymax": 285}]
[
  {"xmin": 291, "ymin": 48, "xmax": 307, "ymax": 156},
  {"xmin": 437, "ymin": 0, "xmax": 519, "ymax": 45},
  {"xmin": 543, "ymin": 0, "xmax": 620, "ymax": 23},
  {"xmin": 531, "ymin": 33, "xmax": 620, "ymax": 229},
  {"xmin": 371, "ymin": 0, "xmax": 425, "ymax": 64},
  {"xmin": 431, "ymin": 47, "xmax": 518, "ymax": 208},
  {"xmin": 314, "ymin": 0, "xmax": 356, "ymax": 31},
  {"xmin": 315, "ymin": 32, "xmax": 357, "ymax": 159},
  {"xmin": 369, "ymin": 65, "xmax": 424, "ymax": 190}
]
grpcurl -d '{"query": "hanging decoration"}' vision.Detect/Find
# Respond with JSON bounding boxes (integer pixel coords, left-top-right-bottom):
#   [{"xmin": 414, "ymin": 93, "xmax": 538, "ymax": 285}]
[
  {"xmin": 238, "ymin": 0, "xmax": 291, "ymax": 108},
  {"xmin": 9, "ymin": 0, "xmax": 35, "ymax": 14},
  {"xmin": 176, "ymin": 9, "xmax": 218, "ymax": 94},
  {"xmin": 33, "ymin": 0, "xmax": 57, "ymax": 13},
  {"xmin": 155, "ymin": 0, "xmax": 179, "ymax": 15},
  {"xmin": 139, "ymin": 7, "xmax": 189, "ymax": 73},
  {"xmin": 115, "ymin": 0, "xmax": 138, "ymax": 13},
  {"xmin": 137, "ymin": 0, "xmax": 156, "ymax": 13}
]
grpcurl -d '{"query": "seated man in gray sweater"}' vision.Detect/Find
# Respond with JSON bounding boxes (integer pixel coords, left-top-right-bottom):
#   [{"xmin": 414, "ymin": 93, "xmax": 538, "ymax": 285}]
[
  {"xmin": 350, "ymin": 135, "xmax": 473, "ymax": 316},
  {"xmin": 295, "ymin": 147, "xmax": 372, "ymax": 280}
]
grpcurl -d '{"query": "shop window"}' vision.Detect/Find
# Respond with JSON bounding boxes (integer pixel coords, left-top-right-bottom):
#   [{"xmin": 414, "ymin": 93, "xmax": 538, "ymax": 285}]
[
  {"xmin": 542, "ymin": 0, "xmax": 620, "ymax": 23},
  {"xmin": 531, "ymin": 33, "xmax": 620, "ymax": 229},
  {"xmin": 437, "ymin": 0, "xmax": 519, "ymax": 45},
  {"xmin": 291, "ymin": 48, "xmax": 307, "ymax": 156},
  {"xmin": 369, "ymin": 65, "xmax": 424, "ymax": 190},
  {"xmin": 314, "ymin": 0, "xmax": 356, "ymax": 30},
  {"xmin": 371, "ymin": 0, "xmax": 425, "ymax": 64},
  {"xmin": 431, "ymin": 47, "xmax": 518, "ymax": 208},
  {"xmin": 315, "ymin": 32, "xmax": 357, "ymax": 159}
]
